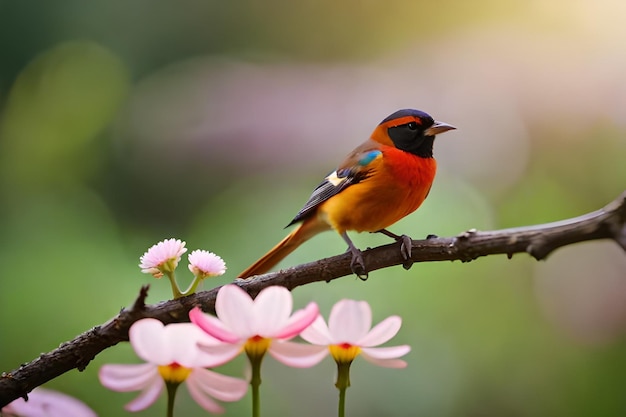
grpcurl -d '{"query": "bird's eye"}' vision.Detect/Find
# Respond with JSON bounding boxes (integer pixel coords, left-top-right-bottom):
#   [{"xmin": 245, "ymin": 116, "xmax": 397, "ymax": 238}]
[{"xmin": 407, "ymin": 122, "xmax": 418, "ymax": 130}]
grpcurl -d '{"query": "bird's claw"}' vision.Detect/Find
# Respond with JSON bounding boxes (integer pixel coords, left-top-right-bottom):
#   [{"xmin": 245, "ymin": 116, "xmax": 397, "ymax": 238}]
[
  {"xmin": 399, "ymin": 234, "xmax": 414, "ymax": 270},
  {"xmin": 375, "ymin": 229, "xmax": 414, "ymax": 270},
  {"xmin": 399, "ymin": 234, "xmax": 412, "ymax": 259},
  {"xmin": 342, "ymin": 231, "xmax": 369, "ymax": 280},
  {"xmin": 350, "ymin": 250, "xmax": 368, "ymax": 280}
]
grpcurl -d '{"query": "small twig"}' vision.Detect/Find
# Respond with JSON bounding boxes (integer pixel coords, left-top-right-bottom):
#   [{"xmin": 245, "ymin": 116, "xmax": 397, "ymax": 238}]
[{"xmin": 0, "ymin": 191, "xmax": 624, "ymax": 407}]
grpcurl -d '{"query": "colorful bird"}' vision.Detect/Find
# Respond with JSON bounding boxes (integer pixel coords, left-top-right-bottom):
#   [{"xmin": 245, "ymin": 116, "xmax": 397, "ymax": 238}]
[{"xmin": 238, "ymin": 109, "xmax": 455, "ymax": 279}]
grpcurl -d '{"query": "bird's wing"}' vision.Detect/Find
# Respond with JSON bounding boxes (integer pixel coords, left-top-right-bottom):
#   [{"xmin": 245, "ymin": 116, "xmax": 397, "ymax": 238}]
[{"xmin": 286, "ymin": 143, "xmax": 383, "ymax": 226}]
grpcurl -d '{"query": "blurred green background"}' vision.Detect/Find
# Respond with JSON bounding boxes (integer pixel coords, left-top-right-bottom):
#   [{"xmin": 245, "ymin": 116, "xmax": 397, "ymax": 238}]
[{"xmin": 1, "ymin": 0, "xmax": 626, "ymax": 416}]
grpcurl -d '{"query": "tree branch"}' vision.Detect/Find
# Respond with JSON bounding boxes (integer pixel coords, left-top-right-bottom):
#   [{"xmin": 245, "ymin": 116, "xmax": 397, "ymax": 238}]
[{"xmin": 1, "ymin": 191, "xmax": 625, "ymax": 407}]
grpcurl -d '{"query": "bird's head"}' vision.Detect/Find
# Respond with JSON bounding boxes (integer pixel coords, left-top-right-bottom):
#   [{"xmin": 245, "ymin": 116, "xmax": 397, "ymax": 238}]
[{"xmin": 371, "ymin": 109, "xmax": 456, "ymax": 158}]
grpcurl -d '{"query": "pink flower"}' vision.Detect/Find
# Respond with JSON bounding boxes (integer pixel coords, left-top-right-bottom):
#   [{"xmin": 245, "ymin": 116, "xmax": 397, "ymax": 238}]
[
  {"xmin": 188, "ymin": 250, "xmax": 226, "ymax": 278},
  {"xmin": 99, "ymin": 318, "xmax": 247, "ymax": 413},
  {"xmin": 299, "ymin": 299, "xmax": 411, "ymax": 368},
  {"xmin": 1, "ymin": 387, "xmax": 97, "ymax": 417},
  {"xmin": 139, "ymin": 238, "xmax": 187, "ymax": 278},
  {"xmin": 189, "ymin": 285, "xmax": 322, "ymax": 365}
]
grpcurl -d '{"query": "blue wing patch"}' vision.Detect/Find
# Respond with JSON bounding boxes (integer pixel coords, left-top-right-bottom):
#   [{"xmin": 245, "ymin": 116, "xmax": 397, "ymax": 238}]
[{"xmin": 358, "ymin": 150, "xmax": 382, "ymax": 166}]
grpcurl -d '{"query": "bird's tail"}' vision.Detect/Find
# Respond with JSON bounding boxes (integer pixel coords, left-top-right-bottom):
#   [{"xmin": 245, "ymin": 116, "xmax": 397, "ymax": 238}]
[{"xmin": 238, "ymin": 219, "xmax": 328, "ymax": 278}]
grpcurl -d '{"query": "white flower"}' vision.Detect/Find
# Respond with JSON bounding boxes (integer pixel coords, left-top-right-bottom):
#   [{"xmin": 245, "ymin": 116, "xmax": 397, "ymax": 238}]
[
  {"xmin": 299, "ymin": 299, "xmax": 410, "ymax": 368},
  {"xmin": 99, "ymin": 318, "xmax": 247, "ymax": 413},
  {"xmin": 190, "ymin": 285, "xmax": 321, "ymax": 365}
]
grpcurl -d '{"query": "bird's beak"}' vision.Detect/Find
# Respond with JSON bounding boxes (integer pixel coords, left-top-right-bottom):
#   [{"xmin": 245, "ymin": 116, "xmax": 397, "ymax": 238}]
[{"xmin": 424, "ymin": 121, "xmax": 456, "ymax": 136}]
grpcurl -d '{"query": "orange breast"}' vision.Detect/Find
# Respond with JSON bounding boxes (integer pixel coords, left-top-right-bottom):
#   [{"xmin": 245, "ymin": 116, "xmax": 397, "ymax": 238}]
[{"xmin": 318, "ymin": 147, "xmax": 437, "ymax": 233}]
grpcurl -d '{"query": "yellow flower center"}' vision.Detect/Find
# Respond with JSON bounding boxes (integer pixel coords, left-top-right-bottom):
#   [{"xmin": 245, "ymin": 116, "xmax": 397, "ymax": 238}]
[
  {"xmin": 157, "ymin": 362, "xmax": 192, "ymax": 384},
  {"xmin": 329, "ymin": 343, "xmax": 361, "ymax": 364},
  {"xmin": 244, "ymin": 335, "xmax": 271, "ymax": 359}
]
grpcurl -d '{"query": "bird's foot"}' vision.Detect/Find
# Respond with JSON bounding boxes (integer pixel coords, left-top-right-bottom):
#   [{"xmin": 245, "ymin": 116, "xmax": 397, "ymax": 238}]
[
  {"xmin": 375, "ymin": 229, "xmax": 414, "ymax": 270},
  {"xmin": 341, "ymin": 231, "xmax": 368, "ymax": 280},
  {"xmin": 349, "ymin": 247, "xmax": 368, "ymax": 280},
  {"xmin": 398, "ymin": 234, "xmax": 414, "ymax": 270}
]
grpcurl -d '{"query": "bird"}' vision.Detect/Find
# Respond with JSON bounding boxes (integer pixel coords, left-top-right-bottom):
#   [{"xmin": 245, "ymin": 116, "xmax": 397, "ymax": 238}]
[{"xmin": 238, "ymin": 109, "xmax": 455, "ymax": 280}]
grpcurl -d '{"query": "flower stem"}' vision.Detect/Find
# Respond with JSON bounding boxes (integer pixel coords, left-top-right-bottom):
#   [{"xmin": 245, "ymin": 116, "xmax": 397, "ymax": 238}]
[
  {"xmin": 338, "ymin": 386, "xmax": 347, "ymax": 417},
  {"xmin": 249, "ymin": 354, "xmax": 263, "ymax": 417},
  {"xmin": 335, "ymin": 362, "xmax": 352, "ymax": 417},
  {"xmin": 180, "ymin": 276, "xmax": 202, "ymax": 297},
  {"xmin": 165, "ymin": 271, "xmax": 184, "ymax": 299},
  {"xmin": 165, "ymin": 381, "xmax": 180, "ymax": 417}
]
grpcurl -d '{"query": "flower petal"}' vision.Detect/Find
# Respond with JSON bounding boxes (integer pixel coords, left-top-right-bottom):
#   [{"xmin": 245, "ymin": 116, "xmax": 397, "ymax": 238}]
[
  {"xmin": 328, "ymin": 300, "xmax": 372, "ymax": 343},
  {"xmin": 185, "ymin": 381, "xmax": 224, "ymax": 414},
  {"xmin": 197, "ymin": 341, "xmax": 243, "ymax": 365},
  {"xmin": 188, "ymin": 368, "xmax": 248, "ymax": 402},
  {"xmin": 124, "ymin": 377, "xmax": 164, "ymax": 412},
  {"xmin": 357, "ymin": 316, "xmax": 402, "ymax": 347},
  {"xmin": 185, "ymin": 369, "xmax": 248, "ymax": 413},
  {"xmin": 299, "ymin": 315, "xmax": 332, "ymax": 345},
  {"xmin": 269, "ymin": 340, "xmax": 328, "ymax": 368},
  {"xmin": 275, "ymin": 302, "xmax": 319, "ymax": 339},
  {"xmin": 3, "ymin": 388, "xmax": 97, "ymax": 417},
  {"xmin": 252, "ymin": 286, "xmax": 292, "ymax": 335},
  {"xmin": 361, "ymin": 345, "xmax": 410, "ymax": 359},
  {"xmin": 163, "ymin": 323, "xmax": 229, "ymax": 368},
  {"xmin": 215, "ymin": 285, "xmax": 256, "ymax": 337},
  {"xmin": 359, "ymin": 353, "xmax": 408, "ymax": 369},
  {"xmin": 129, "ymin": 318, "xmax": 172, "ymax": 364},
  {"xmin": 190, "ymin": 306, "xmax": 240, "ymax": 343},
  {"xmin": 99, "ymin": 363, "xmax": 159, "ymax": 392}
]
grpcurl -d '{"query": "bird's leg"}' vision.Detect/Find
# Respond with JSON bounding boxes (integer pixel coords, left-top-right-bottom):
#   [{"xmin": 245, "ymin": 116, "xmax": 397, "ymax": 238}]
[
  {"xmin": 341, "ymin": 231, "xmax": 368, "ymax": 280},
  {"xmin": 374, "ymin": 229, "xmax": 414, "ymax": 270}
]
